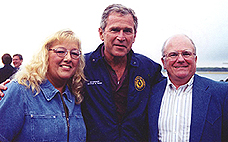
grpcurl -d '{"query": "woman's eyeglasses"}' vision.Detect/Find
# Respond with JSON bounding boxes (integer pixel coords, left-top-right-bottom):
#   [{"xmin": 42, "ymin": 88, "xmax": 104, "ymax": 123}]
[{"xmin": 49, "ymin": 47, "xmax": 81, "ymax": 60}]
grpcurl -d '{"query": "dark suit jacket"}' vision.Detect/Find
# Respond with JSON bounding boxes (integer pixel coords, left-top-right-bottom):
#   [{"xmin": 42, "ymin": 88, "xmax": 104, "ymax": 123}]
[
  {"xmin": 149, "ymin": 74, "xmax": 228, "ymax": 142},
  {"xmin": 0, "ymin": 64, "xmax": 16, "ymax": 83}
]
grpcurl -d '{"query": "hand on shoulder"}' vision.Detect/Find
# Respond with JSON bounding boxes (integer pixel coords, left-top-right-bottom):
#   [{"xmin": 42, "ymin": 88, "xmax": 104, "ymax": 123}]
[{"xmin": 0, "ymin": 79, "xmax": 10, "ymax": 99}]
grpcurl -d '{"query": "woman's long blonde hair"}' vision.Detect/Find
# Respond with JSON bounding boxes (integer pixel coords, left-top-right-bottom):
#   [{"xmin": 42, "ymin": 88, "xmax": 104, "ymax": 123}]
[{"xmin": 15, "ymin": 29, "xmax": 86, "ymax": 104}]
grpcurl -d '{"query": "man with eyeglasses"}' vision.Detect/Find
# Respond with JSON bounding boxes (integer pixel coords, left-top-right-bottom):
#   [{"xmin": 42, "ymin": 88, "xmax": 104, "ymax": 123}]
[{"xmin": 148, "ymin": 34, "xmax": 228, "ymax": 142}]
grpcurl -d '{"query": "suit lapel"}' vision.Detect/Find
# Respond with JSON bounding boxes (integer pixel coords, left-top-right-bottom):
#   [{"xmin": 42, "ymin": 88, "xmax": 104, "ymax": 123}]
[
  {"xmin": 149, "ymin": 79, "xmax": 167, "ymax": 140},
  {"xmin": 190, "ymin": 75, "xmax": 212, "ymax": 142}
]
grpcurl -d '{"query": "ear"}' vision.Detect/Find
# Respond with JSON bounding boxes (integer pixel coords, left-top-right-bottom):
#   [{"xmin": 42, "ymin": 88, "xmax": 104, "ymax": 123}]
[
  {"xmin": 195, "ymin": 55, "xmax": 197, "ymax": 63},
  {"xmin": 98, "ymin": 28, "xmax": 104, "ymax": 41},
  {"xmin": 161, "ymin": 57, "xmax": 166, "ymax": 69},
  {"xmin": 132, "ymin": 31, "xmax": 137, "ymax": 43}
]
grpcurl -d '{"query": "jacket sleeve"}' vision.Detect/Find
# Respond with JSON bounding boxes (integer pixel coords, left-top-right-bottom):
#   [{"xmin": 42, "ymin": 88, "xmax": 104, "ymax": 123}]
[
  {"xmin": 222, "ymin": 87, "xmax": 228, "ymax": 141},
  {"xmin": 0, "ymin": 81, "xmax": 25, "ymax": 142}
]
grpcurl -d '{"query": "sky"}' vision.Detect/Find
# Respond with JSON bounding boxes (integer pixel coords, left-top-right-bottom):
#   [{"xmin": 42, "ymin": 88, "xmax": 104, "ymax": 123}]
[{"xmin": 0, "ymin": 0, "xmax": 228, "ymax": 68}]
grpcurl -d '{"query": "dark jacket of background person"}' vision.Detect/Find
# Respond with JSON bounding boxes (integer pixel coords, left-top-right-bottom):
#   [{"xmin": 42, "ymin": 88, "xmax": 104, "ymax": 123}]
[{"xmin": 0, "ymin": 54, "xmax": 16, "ymax": 83}]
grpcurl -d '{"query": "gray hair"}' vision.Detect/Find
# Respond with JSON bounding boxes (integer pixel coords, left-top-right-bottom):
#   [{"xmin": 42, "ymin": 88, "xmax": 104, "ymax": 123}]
[
  {"xmin": 100, "ymin": 4, "xmax": 138, "ymax": 33},
  {"xmin": 162, "ymin": 34, "xmax": 196, "ymax": 56}
]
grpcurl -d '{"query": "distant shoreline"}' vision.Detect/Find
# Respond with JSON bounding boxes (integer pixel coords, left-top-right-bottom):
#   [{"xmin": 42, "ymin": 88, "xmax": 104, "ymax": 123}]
[
  {"xmin": 196, "ymin": 67, "xmax": 228, "ymax": 72},
  {"xmin": 162, "ymin": 70, "xmax": 228, "ymax": 75},
  {"xmin": 197, "ymin": 71, "xmax": 228, "ymax": 74},
  {"xmin": 161, "ymin": 68, "xmax": 228, "ymax": 81}
]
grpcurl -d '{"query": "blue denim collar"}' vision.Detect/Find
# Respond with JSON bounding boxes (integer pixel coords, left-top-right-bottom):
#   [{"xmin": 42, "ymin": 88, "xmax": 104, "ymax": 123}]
[{"xmin": 40, "ymin": 80, "xmax": 73, "ymax": 102}]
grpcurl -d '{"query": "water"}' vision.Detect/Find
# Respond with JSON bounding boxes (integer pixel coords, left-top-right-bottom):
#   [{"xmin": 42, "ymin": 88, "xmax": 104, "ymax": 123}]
[
  {"xmin": 196, "ymin": 72, "xmax": 228, "ymax": 82},
  {"xmin": 162, "ymin": 71, "xmax": 228, "ymax": 82}
]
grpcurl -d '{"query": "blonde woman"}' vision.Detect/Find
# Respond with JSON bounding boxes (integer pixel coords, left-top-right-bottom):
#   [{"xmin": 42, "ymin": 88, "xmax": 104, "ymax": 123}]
[{"xmin": 0, "ymin": 29, "xmax": 86, "ymax": 142}]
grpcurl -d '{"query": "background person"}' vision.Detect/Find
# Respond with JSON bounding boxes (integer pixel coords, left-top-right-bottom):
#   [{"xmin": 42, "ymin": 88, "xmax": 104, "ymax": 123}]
[
  {"xmin": 0, "ymin": 29, "xmax": 86, "ymax": 142},
  {"xmin": 82, "ymin": 4, "xmax": 164, "ymax": 141},
  {"xmin": 0, "ymin": 53, "xmax": 17, "ymax": 83},
  {"xmin": 12, "ymin": 54, "xmax": 23, "ymax": 71},
  {"xmin": 148, "ymin": 34, "xmax": 228, "ymax": 142}
]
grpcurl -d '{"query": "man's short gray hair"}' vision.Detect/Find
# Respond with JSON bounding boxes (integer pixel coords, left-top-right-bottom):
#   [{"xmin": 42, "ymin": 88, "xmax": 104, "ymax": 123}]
[
  {"xmin": 100, "ymin": 4, "xmax": 138, "ymax": 34},
  {"xmin": 161, "ymin": 34, "xmax": 196, "ymax": 56}
]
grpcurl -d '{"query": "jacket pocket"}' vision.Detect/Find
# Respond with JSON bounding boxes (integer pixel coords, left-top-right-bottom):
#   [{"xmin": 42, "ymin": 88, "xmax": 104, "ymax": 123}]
[
  {"xmin": 29, "ymin": 113, "xmax": 59, "ymax": 141},
  {"xmin": 205, "ymin": 103, "xmax": 222, "ymax": 125}
]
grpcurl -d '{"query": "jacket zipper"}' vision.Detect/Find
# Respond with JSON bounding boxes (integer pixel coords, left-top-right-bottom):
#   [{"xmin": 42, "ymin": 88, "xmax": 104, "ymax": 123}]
[{"xmin": 60, "ymin": 94, "xmax": 70, "ymax": 142}]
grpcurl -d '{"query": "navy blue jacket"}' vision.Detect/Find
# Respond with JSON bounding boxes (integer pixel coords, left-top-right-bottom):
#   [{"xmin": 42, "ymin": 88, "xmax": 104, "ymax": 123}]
[
  {"xmin": 82, "ymin": 43, "xmax": 164, "ymax": 141},
  {"xmin": 149, "ymin": 74, "xmax": 228, "ymax": 142}
]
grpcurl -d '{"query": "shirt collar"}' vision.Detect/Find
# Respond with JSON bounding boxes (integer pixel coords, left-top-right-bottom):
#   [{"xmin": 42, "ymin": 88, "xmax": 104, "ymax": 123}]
[
  {"xmin": 167, "ymin": 75, "xmax": 194, "ymax": 91},
  {"xmin": 40, "ymin": 80, "xmax": 73, "ymax": 102}
]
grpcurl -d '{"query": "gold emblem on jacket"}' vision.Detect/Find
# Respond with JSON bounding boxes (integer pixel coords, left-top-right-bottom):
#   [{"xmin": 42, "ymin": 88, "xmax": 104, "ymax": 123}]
[{"xmin": 134, "ymin": 76, "xmax": 146, "ymax": 91}]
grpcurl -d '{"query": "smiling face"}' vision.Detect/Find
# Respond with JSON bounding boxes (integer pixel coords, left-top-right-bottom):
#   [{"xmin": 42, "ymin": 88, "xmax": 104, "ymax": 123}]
[
  {"xmin": 46, "ymin": 41, "xmax": 80, "ymax": 87},
  {"xmin": 162, "ymin": 35, "xmax": 197, "ymax": 87},
  {"xmin": 13, "ymin": 56, "xmax": 22, "ymax": 68},
  {"xmin": 99, "ymin": 12, "xmax": 136, "ymax": 59}
]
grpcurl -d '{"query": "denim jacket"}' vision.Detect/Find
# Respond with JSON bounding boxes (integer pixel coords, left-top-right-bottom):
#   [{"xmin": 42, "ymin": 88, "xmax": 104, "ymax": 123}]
[{"xmin": 0, "ymin": 80, "xmax": 86, "ymax": 142}]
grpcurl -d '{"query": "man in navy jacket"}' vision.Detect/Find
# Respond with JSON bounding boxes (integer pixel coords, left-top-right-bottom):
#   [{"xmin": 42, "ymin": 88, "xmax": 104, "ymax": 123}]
[
  {"xmin": 148, "ymin": 34, "xmax": 228, "ymax": 141},
  {"xmin": 82, "ymin": 4, "xmax": 163, "ymax": 141}
]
